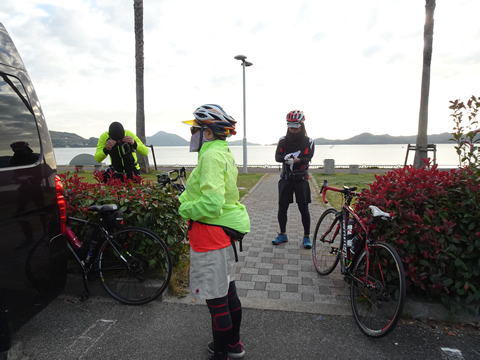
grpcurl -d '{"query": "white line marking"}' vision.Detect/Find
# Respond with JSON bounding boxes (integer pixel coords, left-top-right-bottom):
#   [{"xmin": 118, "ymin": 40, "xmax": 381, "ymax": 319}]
[
  {"xmin": 441, "ymin": 347, "xmax": 464, "ymax": 360},
  {"xmin": 67, "ymin": 319, "xmax": 117, "ymax": 359}
]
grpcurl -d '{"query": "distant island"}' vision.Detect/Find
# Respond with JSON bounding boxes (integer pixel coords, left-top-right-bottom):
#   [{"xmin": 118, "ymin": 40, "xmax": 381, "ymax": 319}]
[
  {"xmin": 50, "ymin": 130, "xmax": 455, "ymax": 148},
  {"xmin": 312, "ymin": 132, "xmax": 454, "ymax": 145},
  {"xmin": 49, "ymin": 130, "xmax": 262, "ymax": 147}
]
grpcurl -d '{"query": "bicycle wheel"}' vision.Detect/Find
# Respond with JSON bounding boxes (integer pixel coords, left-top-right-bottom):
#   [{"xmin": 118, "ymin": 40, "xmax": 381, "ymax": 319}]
[
  {"xmin": 350, "ymin": 241, "xmax": 406, "ymax": 337},
  {"xmin": 312, "ymin": 208, "xmax": 341, "ymax": 275},
  {"xmin": 97, "ymin": 226, "xmax": 172, "ymax": 305}
]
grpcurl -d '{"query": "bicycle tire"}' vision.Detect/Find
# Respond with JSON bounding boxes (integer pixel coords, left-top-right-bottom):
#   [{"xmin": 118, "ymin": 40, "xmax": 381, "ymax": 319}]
[
  {"xmin": 312, "ymin": 208, "xmax": 341, "ymax": 275},
  {"xmin": 97, "ymin": 226, "xmax": 173, "ymax": 305},
  {"xmin": 350, "ymin": 241, "xmax": 406, "ymax": 337}
]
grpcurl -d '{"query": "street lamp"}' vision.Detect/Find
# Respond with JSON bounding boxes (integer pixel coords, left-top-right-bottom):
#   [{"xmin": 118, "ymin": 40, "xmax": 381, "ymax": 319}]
[{"xmin": 234, "ymin": 55, "xmax": 253, "ymax": 174}]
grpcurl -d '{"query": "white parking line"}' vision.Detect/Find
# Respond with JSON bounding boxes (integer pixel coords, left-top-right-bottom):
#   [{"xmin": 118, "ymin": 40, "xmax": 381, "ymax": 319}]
[
  {"xmin": 441, "ymin": 347, "xmax": 464, "ymax": 360},
  {"xmin": 67, "ymin": 319, "xmax": 117, "ymax": 359}
]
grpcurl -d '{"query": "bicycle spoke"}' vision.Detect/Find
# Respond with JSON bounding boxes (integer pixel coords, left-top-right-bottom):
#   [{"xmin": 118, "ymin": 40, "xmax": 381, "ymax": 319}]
[
  {"xmin": 350, "ymin": 242, "xmax": 406, "ymax": 337},
  {"xmin": 312, "ymin": 209, "xmax": 341, "ymax": 275},
  {"xmin": 98, "ymin": 227, "xmax": 172, "ymax": 305}
]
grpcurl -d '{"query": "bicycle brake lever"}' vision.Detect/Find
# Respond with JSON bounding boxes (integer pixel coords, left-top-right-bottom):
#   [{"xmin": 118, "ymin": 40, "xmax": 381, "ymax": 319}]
[{"xmin": 320, "ymin": 179, "xmax": 327, "ymax": 193}]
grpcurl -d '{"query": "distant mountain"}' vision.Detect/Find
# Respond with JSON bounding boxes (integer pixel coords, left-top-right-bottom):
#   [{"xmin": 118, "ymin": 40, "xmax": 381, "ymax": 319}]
[
  {"xmin": 50, "ymin": 130, "xmax": 456, "ymax": 147},
  {"xmin": 313, "ymin": 132, "xmax": 454, "ymax": 145},
  {"xmin": 50, "ymin": 131, "xmax": 98, "ymax": 147},
  {"xmin": 228, "ymin": 139, "xmax": 261, "ymax": 146},
  {"xmin": 146, "ymin": 132, "xmax": 261, "ymax": 146},
  {"xmin": 51, "ymin": 130, "xmax": 261, "ymax": 147},
  {"xmin": 147, "ymin": 131, "xmax": 189, "ymax": 146},
  {"xmin": 50, "ymin": 130, "xmax": 190, "ymax": 147}
]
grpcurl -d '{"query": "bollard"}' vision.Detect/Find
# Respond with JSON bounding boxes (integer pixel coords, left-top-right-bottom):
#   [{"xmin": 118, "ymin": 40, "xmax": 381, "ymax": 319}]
[
  {"xmin": 349, "ymin": 165, "xmax": 359, "ymax": 175},
  {"xmin": 324, "ymin": 159, "xmax": 335, "ymax": 174}
]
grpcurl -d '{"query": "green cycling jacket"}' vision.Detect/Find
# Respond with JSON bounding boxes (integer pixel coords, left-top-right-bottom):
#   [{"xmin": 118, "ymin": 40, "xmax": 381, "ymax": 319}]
[
  {"xmin": 95, "ymin": 130, "xmax": 148, "ymax": 172},
  {"xmin": 178, "ymin": 140, "xmax": 250, "ymax": 234}
]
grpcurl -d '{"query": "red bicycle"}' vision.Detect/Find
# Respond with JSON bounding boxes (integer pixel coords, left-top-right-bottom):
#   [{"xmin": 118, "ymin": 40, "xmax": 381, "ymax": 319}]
[{"xmin": 312, "ymin": 180, "xmax": 406, "ymax": 337}]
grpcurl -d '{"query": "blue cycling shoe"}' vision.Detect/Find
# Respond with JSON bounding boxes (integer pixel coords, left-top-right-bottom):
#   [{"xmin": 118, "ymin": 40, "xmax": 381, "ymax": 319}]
[
  {"xmin": 303, "ymin": 236, "xmax": 312, "ymax": 249},
  {"xmin": 272, "ymin": 233, "xmax": 288, "ymax": 245}
]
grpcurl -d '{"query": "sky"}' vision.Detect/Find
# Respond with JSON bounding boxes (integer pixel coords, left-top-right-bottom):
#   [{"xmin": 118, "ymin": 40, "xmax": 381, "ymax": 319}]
[{"xmin": 1, "ymin": 0, "xmax": 480, "ymax": 145}]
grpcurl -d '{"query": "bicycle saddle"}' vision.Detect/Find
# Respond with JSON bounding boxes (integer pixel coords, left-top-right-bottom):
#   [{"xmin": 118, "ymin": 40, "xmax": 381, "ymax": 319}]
[
  {"xmin": 88, "ymin": 204, "xmax": 119, "ymax": 213},
  {"xmin": 369, "ymin": 205, "xmax": 391, "ymax": 219}
]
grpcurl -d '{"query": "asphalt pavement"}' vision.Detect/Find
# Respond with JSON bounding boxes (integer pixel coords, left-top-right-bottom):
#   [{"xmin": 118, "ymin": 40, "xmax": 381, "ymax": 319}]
[{"xmin": 6, "ymin": 297, "xmax": 480, "ymax": 360}]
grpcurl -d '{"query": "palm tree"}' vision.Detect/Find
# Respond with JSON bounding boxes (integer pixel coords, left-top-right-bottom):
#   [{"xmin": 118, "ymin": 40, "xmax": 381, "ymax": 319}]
[
  {"xmin": 133, "ymin": 0, "xmax": 149, "ymax": 173},
  {"xmin": 414, "ymin": 0, "xmax": 436, "ymax": 168}
]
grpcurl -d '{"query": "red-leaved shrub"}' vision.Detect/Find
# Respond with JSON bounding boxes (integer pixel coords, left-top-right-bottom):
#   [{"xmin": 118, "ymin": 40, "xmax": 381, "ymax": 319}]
[
  {"xmin": 58, "ymin": 171, "xmax": 188, "ymax": 264},
  {"xmin": 354, "ymin": 163, "xmax": 480, "ymax": 311}
]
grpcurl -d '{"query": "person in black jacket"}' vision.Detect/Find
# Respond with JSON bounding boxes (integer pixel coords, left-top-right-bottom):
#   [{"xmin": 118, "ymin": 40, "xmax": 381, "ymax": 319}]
[{"xmin": 272, "ymin": 110, "xmax": 315, "ymax": 249}]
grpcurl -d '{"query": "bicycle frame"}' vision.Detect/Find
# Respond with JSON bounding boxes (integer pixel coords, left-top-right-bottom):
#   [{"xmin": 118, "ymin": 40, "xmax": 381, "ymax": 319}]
[
  {"xmin": 66, "ymin": 216, "xmax": 130, "ymax": 296},
  {"xmin": 319, "ymin": 180, "xmax": 380, "ymax": 285},
  {"xmin": 339, "ymin": 204, "xmax": 369, "ymax": 274}
]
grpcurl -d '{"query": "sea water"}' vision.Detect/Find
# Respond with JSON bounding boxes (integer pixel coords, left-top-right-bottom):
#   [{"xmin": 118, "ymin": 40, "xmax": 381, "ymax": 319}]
[{"xmin": 54, "ymin": 144, "xmax": 460, "ymax": 168}]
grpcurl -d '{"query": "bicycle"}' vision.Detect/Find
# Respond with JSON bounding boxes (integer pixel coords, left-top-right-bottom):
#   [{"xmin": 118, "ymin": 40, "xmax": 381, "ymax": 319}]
[
  {"xmin": 312, "ymin": 180, "xmax": 406, "ymax": 337},
  {"xmin": 65, "ymin": 204, "xmax": 172, "ymax": 305},
  {"xmin": 100, "ymin": 165, "xmax": 141, "ymax": 183},
  {"xmin": 157, "ymin": 166, "xmax": 187, "ymax": 192}
]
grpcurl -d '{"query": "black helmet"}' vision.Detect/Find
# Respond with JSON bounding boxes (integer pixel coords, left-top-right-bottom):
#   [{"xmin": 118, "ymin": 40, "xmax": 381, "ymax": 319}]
[{"xmin": 109, "ymin": 122, "xmax": 125, "ymax": 140}]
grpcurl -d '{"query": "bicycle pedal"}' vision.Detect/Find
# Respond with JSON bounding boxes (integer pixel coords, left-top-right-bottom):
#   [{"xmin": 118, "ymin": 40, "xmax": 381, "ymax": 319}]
[{"xmin": 329, "ymin": 247, "xmax": 339, "ymax": 255}]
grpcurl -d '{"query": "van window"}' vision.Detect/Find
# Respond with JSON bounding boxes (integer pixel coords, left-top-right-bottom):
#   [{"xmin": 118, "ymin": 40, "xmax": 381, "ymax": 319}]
[{"xmin": 0, "ymin": 73, "xmax": 40, "ymax": 168}]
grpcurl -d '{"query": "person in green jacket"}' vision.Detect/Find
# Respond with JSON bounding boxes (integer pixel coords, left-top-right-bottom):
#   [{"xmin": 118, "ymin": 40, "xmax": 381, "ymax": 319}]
[
  {"xmin": 178, "ymin": 104, "xmax": 250, "ymax": 360},
  {"xmin": 94, "ymin": 121, "xmax": 148, "ymax": 182}
]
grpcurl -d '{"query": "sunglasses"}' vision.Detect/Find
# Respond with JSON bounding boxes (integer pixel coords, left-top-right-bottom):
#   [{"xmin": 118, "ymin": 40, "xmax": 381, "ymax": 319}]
[{"xmin": 190, "ymin": 127, "xmax": 200, "ymax": 135}]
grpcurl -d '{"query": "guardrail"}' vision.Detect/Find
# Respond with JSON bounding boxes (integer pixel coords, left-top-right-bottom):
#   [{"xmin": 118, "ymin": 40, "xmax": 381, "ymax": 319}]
[{"xmin": 58, "ymin": 164, "xmax": 456, "ymax": 171}]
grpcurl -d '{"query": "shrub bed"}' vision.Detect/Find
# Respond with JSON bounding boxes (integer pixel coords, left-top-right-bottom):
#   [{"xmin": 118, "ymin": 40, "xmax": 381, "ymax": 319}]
[
  {"xmin": 354, "ymin": 164, "xmax": 480, "ymax": 312},
  {"xmin": 59, "ymin": 172, "xmax": 188, "ymax": 265}
]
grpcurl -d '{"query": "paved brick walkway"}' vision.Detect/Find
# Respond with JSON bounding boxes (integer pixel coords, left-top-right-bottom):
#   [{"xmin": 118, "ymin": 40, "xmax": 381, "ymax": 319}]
[{"xmin": 236, "ymin": 173, "xmax": 351, "ymax": 315}]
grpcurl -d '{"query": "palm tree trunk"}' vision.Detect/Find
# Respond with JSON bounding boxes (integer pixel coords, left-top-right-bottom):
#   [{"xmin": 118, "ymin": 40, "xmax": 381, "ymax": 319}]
[
  {"xmin": 414, "ymin": 0, "xmax": 436, "ymax": 168},
  {"xmin": 134, "ymin": 0, "xmax": 149, "ymax": 173}
]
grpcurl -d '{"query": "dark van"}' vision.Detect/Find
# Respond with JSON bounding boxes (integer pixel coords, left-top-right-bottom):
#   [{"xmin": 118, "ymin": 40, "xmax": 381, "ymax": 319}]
[{"xmin": 0, "ymin": 23, "xmax": 67, "ymax": 351}]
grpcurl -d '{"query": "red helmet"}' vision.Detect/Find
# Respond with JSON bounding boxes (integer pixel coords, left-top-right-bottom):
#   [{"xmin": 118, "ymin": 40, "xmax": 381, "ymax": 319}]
[{"xmin": 286, "ymin": 110, "xmax": 305, "ymax": 128}]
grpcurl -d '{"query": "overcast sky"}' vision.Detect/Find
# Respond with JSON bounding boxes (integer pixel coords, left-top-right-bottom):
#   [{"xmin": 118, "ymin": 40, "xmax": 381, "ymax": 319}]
[{"xmin": 1, "ymin": 0, "xmax": 479, "ymax": 145}]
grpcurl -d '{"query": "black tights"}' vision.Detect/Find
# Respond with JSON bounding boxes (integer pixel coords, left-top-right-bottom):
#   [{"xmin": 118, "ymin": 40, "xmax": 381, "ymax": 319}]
[
  {"xmin": 278, "ymin": 202, "xmax": 310, "ymax": 235},
  {"xmin": 206, "ymin": 281, "xmax": 242, "ymax": 356}
]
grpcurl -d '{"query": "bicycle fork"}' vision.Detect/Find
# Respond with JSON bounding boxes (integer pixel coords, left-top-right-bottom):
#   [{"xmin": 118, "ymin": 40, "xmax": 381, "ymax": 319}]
[{"xmin": 347, "ymin": 244, "xmax": 385, "ymax": 294}]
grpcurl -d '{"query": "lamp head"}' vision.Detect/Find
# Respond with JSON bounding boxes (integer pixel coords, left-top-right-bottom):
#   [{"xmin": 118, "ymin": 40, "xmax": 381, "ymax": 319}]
[{"xmin": 234, "ymin": 55, "xmax": 247, "ymax": 61}]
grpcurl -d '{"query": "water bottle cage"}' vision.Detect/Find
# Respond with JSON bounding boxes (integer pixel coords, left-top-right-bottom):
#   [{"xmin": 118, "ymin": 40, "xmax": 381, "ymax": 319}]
[{"xmin": 350, "ymin": 235, "xmax": 362, "ymax": 255}]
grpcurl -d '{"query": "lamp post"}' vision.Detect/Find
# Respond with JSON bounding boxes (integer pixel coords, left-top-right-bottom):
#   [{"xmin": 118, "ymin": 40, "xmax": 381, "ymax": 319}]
[{"xmin": 234, "ymin": 55, "xmax": 252, "ymax": 174}]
